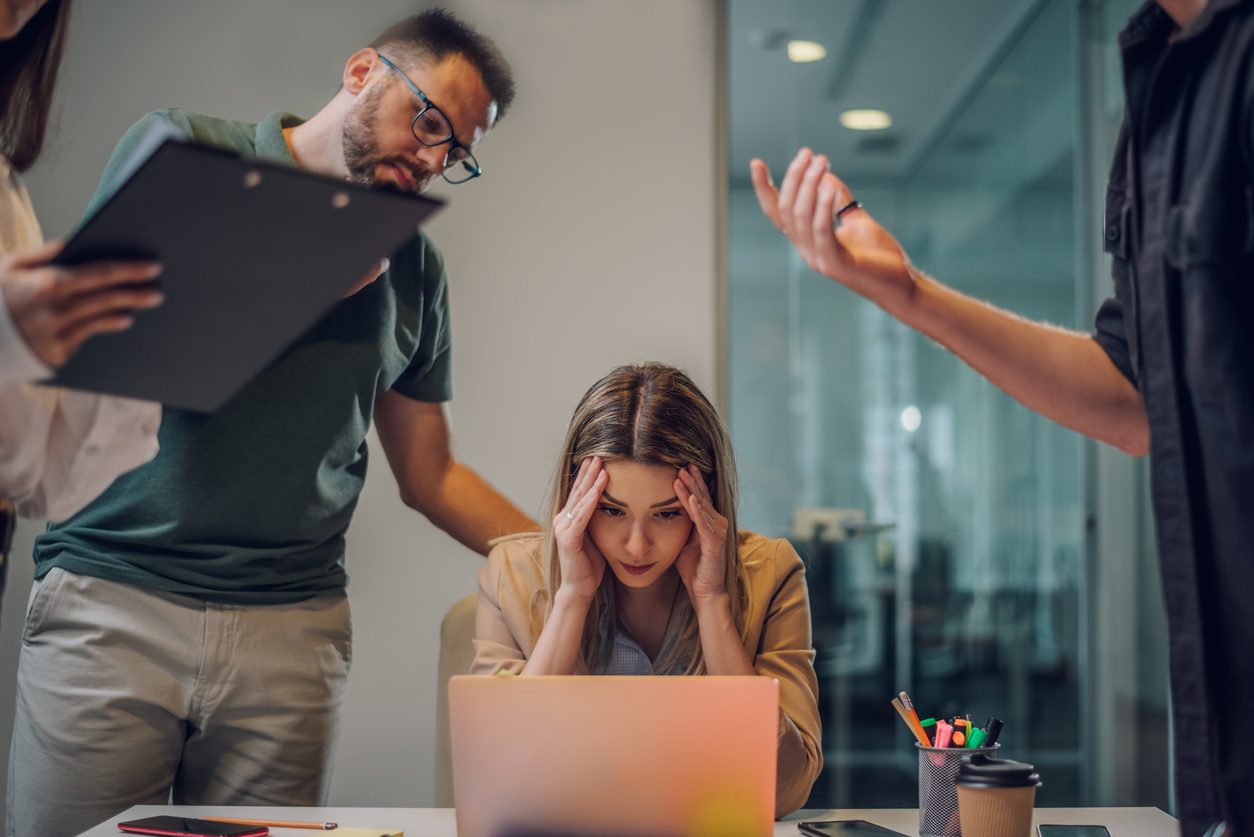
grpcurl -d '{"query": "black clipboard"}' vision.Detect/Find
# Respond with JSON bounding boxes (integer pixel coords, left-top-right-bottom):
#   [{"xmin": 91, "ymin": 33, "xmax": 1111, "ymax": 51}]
[{"xmin": 49, "ymin": 117, "xmax": 444, "ymax": 412}]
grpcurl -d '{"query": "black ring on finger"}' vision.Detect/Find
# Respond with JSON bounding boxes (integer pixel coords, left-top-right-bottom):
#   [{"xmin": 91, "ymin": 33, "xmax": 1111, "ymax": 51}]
[{"xmin": 835, "ymin": 199, "xmax": 863, "ymax": 220}]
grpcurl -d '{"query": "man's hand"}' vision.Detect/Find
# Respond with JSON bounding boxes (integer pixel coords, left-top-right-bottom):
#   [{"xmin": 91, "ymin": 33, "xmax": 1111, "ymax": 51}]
[
  {"xmin": 750, "ymin": 148, "xmax": 918, "ymax": 314},
  {"xmin": 342, "ymin": 257, "xmax": 390, "ymax": 299},
  {"xmin": 0, "ymin": 240, "xmax": 163, "ymax": 369}
]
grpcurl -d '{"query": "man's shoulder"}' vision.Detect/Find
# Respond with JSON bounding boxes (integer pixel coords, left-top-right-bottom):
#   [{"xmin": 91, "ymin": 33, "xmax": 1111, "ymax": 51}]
[
  {"xmin": 395, "ymin": 224, "xmax": 438, "ymax": 254},
  {"xmin": 392, "ymin": 226, "xmax": 447, "ymax": 286},
  {"xmin": 134, "ymin": 108, "xmax": 258, "ymax": 154}
]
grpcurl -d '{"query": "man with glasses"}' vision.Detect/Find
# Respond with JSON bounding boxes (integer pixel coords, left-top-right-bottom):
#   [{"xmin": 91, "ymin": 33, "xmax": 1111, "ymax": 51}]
[{"xmin": 7, "ymin": 10, "xmax": 534, "ymax": 837}]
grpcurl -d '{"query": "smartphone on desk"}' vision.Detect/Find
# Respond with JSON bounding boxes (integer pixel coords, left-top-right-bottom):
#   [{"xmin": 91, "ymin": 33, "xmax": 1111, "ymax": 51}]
[
  {"xmin": 798, "ymin": 821, "xmax": 908, "ymax": 836},
  {"xmin": 117, "ymin": 816, "xmax": 268, "ymax": 837},
  {"xmin": 1037, "ymin": 827, "xmax": 1112, "ymax": 837}
]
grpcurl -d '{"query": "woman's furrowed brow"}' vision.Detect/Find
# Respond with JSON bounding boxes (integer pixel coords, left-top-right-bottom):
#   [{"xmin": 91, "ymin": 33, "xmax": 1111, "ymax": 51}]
[{"xmin": 599, "ymin": 492, "xmax": 681, "ymax": 509}]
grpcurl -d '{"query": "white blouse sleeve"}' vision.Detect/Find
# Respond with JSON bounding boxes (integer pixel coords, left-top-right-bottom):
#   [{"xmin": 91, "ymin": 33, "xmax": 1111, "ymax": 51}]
[
  {"xmin": 1, "ymin": 387, "xmax": 161, "ymax": 521},
  {"xmin": 0, "ymin": 156, "xmax": 161, "ymax": 522},
  {"xmin": 0, "ymin": 289, "xmax": 52, "ymax": 386}
]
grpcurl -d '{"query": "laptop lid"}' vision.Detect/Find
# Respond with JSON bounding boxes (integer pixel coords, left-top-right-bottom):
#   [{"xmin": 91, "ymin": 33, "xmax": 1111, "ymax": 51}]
[{"xmin": 449, "ymin": 675, "xmax": 779, "ymax": 837}]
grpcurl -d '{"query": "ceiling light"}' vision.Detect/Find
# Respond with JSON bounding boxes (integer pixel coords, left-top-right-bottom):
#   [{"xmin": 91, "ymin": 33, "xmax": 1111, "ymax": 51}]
[
  {"xmin": 787, "ymin": 40, "xmax": 827, "ymax": 63},
  {"xmin": 840, "ymin": 109, "xmax": 893, "ymax": 131},
  {"xmin": 900, "ymin": 405, "xmax": 922, "ymax": 433}
]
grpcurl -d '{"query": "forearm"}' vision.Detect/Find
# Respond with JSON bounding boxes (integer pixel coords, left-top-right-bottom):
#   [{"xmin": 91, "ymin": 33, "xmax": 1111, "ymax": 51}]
[
  {"xmin": 775, "ymin": 716, "xmax": 822, "ymax": 817},
  {"xmin": 694, "ymin": 595, "xmax": 757, "ymax": 676},
  {"xmin": 774, "ymin": 678, "xmax": 823, "ymax": 816},
  {"xmin": 888, "ymin": 271, "xmax": 1149, "ymax": 455},
  {"xmin": 407, "ymin": 461, "xmax": 538, "ymax": 556},
  {"xmin": 522, "ymin": 590, "xmax": 590, "ymax": 675}
]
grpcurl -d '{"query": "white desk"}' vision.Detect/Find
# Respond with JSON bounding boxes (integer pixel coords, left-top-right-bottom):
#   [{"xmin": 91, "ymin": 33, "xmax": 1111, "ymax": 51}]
[
  {"xmin": 83, "ymin": 805, "xmax": 1178, "ymax": 836},
  {"xmin": 785, "ymin": 808, "xmax": 1178, "ymax": 836}
]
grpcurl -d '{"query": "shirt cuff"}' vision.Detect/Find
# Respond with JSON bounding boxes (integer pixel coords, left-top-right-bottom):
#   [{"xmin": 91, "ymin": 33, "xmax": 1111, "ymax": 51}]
[
  {"xmin": 1091, "ymin": 296, "xmax": 1137, "ymax": 387},
  {"xmin": 0, "ymin": 295, "xmax": 52, "ymax": 386}
]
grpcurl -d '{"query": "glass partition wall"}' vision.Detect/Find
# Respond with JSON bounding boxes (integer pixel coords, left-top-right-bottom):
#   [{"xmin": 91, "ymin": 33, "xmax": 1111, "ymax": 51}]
[{"xmin": 726, "ymin": 0, "xmax": 1170, "ymax": 810}]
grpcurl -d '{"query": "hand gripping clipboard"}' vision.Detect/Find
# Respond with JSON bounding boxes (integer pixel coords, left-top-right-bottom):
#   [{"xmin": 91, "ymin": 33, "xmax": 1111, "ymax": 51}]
[{"xmin": 49, "ymin": 117, "xmax": 444, "ymax": 412}]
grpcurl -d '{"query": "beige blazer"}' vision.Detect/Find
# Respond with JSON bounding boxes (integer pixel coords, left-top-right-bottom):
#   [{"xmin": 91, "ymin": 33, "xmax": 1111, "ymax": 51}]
[{"xmin": 472, "ymin": 531, "xmax": 823, "ymax": 817}]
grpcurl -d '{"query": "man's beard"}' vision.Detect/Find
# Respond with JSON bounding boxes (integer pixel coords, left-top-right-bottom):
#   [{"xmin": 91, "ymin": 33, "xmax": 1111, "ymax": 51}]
[{"xmin": 342, "ymin": 86, "xmax": 431, "ymax": 193}]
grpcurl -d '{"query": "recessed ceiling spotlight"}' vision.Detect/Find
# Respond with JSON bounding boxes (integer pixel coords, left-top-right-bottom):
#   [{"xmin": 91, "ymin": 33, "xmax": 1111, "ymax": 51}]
[
  {"xmin": 900, "ymin": 405, "xmax": 922, "ymax": 433},
  {"xmin": 840, "ymin": 109, "xmax": 893, "ymax": 131},
  {"xmin": 787, "ymin": 40, "xmax": 827, "ymax": 63}
]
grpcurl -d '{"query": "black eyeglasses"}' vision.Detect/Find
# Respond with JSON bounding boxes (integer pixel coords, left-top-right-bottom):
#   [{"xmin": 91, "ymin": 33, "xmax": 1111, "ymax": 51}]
[{"xmin": 375, "ymin": 52, "xmax": 481, "ymax": 184}]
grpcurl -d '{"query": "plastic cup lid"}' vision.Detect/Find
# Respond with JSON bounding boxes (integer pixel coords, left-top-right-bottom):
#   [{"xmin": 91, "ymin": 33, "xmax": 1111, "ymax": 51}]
[{"xmin": 955, "ymin": 753, "xmax": 1042, "ymax": 789}]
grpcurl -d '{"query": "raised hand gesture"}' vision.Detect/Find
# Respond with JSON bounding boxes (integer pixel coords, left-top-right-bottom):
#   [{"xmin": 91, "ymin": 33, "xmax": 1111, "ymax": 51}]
[{"xmin": 750, "ymin": 148, "xmax": 919, "ymax": 314}]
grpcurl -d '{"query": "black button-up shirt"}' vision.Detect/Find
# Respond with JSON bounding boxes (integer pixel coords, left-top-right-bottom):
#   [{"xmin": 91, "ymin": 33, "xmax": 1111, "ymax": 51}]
[{"xmin": 1092, "ymin": 2, "xmax": 1254, "ymax": 833}]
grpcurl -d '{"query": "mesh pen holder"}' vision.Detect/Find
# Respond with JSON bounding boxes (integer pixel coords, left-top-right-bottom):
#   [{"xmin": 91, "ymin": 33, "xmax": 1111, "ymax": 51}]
[{"xmin": 917, "ymin": 741, "xmax": 1000, "ymax": 837}]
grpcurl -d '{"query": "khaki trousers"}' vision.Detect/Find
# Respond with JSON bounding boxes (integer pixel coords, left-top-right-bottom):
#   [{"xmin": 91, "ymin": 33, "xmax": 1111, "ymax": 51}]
[{"xmin": 6, "ymin": 568, "xmax": 352, "ymax": 837}]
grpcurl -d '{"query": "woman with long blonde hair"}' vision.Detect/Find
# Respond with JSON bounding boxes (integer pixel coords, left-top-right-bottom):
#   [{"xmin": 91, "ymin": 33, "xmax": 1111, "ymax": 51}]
[{"xmin": 473, "ymin": 362, "xmax": 821, "ymax": 816}]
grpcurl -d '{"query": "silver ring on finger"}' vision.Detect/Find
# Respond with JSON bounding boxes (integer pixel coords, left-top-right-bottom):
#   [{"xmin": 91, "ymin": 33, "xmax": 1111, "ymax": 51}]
[{"xmin": 565, "ymin": 510, "xmax": 576, "ymax": 524}]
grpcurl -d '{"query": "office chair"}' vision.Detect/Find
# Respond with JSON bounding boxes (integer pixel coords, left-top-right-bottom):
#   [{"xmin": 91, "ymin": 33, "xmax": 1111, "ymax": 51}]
[{"xmin": 434, "ymin": 592, "xmax": 479, "ymax": 807}]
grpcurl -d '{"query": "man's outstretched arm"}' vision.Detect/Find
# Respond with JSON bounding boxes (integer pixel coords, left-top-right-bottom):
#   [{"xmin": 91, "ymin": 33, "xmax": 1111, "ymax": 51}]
[
  {"xmin": 751, "ymin": 149, "xmax": 1149, "ymax": 457},
  {"xmin": 375, "ymin": 390, "xmax": 539, "ymax": 556}
]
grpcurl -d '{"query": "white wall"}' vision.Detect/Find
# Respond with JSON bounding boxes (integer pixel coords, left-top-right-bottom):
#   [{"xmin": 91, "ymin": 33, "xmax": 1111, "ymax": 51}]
[{"xmin": 2, "ymin": 0, "xmax": 720, "ymax": 812}]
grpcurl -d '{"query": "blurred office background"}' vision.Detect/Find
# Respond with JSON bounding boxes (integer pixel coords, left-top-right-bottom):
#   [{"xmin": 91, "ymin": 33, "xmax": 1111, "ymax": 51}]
[
  {"xmin": 0, "ymin": 0, "xmax": 1170, "ymax": 822},
  {"xmin": 728, "ymin": 0, "xmax": 1171, "ymax": 811}
]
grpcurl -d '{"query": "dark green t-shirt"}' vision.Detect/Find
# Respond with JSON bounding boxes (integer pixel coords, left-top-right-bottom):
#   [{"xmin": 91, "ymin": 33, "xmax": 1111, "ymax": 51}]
[{"xmin": 34, "ymin": 109, "xmax": 453, "ymax": 603}]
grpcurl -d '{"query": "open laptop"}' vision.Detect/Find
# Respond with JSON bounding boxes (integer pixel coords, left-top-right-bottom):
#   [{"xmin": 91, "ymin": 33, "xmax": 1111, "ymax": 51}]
[{"xmin": 448, "ymin": 675, "xmax": 779, "ymax": 837}]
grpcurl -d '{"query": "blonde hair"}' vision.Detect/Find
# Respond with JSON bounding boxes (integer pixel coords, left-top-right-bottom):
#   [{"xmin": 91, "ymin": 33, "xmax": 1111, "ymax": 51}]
[{"xmin": 540, "ymin": 363, "xmax": 751, "ymax": 675}]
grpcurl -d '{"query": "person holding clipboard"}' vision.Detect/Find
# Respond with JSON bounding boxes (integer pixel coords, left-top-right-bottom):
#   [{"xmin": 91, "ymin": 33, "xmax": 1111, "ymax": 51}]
[
  {"xmin": 0, "ymin": 0, "xmax": 163, "ymax": 604},
  {"xmin": 7, "ymin": 10, "xmax": 537, "ymax": 837}
]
